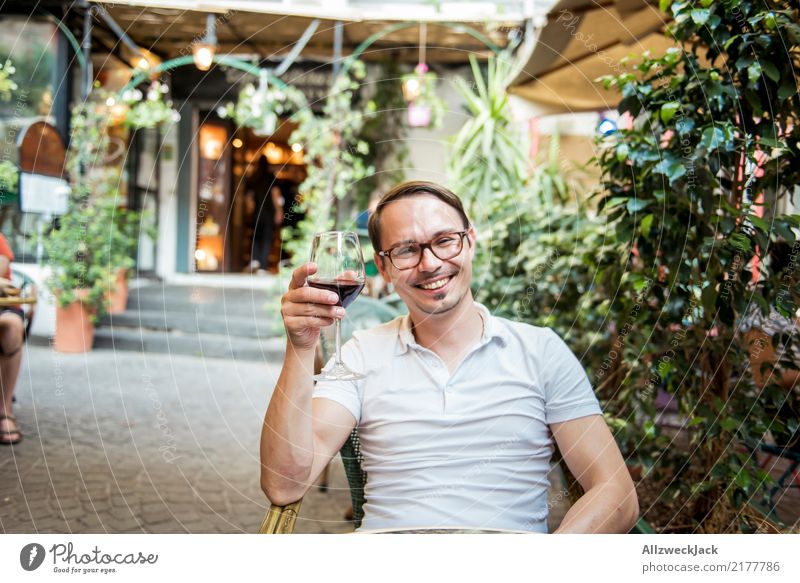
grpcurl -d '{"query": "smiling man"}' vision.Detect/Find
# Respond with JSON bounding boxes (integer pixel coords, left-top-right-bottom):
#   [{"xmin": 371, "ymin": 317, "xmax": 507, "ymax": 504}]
[{"xmin": 261, "ymin": 181, "xmax": 638, "ymax": 533}]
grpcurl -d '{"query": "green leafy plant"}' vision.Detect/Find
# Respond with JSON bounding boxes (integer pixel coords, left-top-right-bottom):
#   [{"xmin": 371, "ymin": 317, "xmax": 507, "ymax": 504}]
[
  {"xmin": 594, "ymin": 0, "xmax": 800, "ymax": 532},
  {"xmin": 448, "ymin": 53, "xmax": 528, "ymax": 218},
  {"xmin": 0, "ymin": 159, "xmax": 18, "ymax": 203},
  {"xmin": 282, "ymin": 60, "xmax": 375, "ymax": 266},
  {"xmin": 353, "ymin": 61, "xmax": 410, "ymax": 211},
  {"xmin": 0, "ymin": 59, "xmax": 17, "ymax": 101},
  {"xmin": 47, "ymin": 92, "xmax": 157, "ymax": 319},
  {"xmin": 217, "ymin": 72, "xmax": 305, "ymax": 135},
  {"xmin": 121, "ymin": 81, "xmax": 180, "ymax": 130}
]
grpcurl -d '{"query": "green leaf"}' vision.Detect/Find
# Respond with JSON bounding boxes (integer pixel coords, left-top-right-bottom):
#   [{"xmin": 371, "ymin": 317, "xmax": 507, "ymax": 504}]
[
  {"xmin": 690, "ymin": 9, "xmax": 710, "ymax": 25},
  {"xmin": 659, "ymin": 0, "xmax": 671, "ymax": 13},
  {"xmin": 700, "ymin": 126, "xmax": 725, "ymax": 150},
  {"xmin": 748, "ymin": 215, "xmax": 768, "ymax": 232},
  {"xmin": 748, "ymin": 62, "xmax": 762, "ymax": 84},
  {"xmin": 676, "ymin": 117, "xmax": 695, "ymax": 135},
  {"xmin": 762, "ymin": 61, "xmax": 780, "ymax": 82},
  {"xmin": 627, "ymin": 198, "xmax": 651, "ymax": 213},
  {"xmin": 778, "ymin": 83, "xmax": 796, "ymax": 102},
  {"xmin": 701, "ymin": 284, "xmax": 717, "ymax": 314},
  {"xmin": 735, "ymin": 470, "xmax": 751, "ymax": 490},
  {"xmin": 660, "ymin": 101, "xmax": 681, "ymax": 124},
  {"xmin": 641, "ymin": 214, "xmax": 654, "ymax": 238},
  {"xmin": 720, "ymin": 418, "xmax": 738, "ymax": 432},
  {"xmin": 616, "ymin": 143, "xmax": 629, "ymax": 162}
]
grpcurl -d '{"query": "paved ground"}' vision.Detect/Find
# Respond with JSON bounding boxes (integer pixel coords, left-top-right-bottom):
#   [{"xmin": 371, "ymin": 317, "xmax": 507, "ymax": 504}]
[{"xmin": 0, "ymin": 344, "xmax": 353, "ymax": 534}]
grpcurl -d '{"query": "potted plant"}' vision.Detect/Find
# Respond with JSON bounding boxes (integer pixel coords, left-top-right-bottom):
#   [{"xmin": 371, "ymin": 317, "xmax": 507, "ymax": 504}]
[
  {"xmin": 45, "ymin": 187, "xmax": 113, "ymax": 352},
  {"xmin": 105, "ymin": 202, "xmax": 154, "ymax": 314}
]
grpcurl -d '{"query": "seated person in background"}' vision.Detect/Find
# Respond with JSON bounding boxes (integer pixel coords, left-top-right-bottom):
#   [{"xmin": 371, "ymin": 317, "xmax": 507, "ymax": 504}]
[
  {"xmin": 0, "ymin": 233, "xmax": 25, "ymax": 445},
  {"xmin": 260, "ymin": 181, "xmax": 638, "ymax": 533},
  {"xmin": 742, "ymin": 240, "xmax": 800, "ymax": 452}
]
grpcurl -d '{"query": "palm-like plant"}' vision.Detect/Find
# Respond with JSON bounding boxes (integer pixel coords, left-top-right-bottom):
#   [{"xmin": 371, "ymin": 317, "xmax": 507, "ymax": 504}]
[{"xmin": 448, "ymin": 53, "xmax": 528, "ymax": 218}]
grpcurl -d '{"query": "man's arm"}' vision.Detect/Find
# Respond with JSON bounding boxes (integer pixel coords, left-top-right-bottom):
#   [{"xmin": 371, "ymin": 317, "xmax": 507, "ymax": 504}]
[
  {"xmin": 259, "ymin": 263, "xmax": 356, "ymax": 506},
  {"xmin": 550, "ymin": 414, "xmax": 639, "ymax": 533}
]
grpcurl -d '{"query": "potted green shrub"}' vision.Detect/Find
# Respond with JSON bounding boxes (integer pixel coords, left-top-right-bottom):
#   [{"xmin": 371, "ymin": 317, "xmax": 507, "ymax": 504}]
[{"xmin": 47, "ymin": 86, "xmax": 165, "ymax": 347}]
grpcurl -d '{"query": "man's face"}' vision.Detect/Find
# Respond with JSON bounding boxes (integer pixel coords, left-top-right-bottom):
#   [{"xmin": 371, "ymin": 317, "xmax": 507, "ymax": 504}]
[{"xmin": 374, "ymin": 195, "xmax": 476, "ymax": 318}]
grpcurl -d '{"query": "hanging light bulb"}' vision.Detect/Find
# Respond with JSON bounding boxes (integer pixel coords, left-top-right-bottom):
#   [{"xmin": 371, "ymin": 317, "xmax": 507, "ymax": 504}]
[
  {"xmin": 193, "ymin": 14, "xmax": 217, "ymax": 71},
  {"xmin": 403, "ymin": 23, "xmax": 429, "ymax": 104}
]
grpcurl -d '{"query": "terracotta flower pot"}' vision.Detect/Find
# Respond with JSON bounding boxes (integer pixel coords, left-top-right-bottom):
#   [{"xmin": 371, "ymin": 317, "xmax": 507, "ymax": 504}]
[
  {"xmin": 107, "ymin": 268, "xmax": 128, "ymax": 314},
  {"xmin": 54, "ymin": 290, "xmax": 95, "ymax": 353}
]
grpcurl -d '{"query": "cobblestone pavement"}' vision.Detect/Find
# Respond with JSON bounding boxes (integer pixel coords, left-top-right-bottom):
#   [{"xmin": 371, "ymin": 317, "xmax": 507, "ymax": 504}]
[{"xmin": 0, "ymin": 345, "xmax": 353, "ymax": 534}]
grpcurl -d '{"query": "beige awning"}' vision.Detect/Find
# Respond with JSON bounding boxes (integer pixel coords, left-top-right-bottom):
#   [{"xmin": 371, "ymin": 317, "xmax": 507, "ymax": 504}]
[
  {"xmin": 99, "ymin": 1, "xmax": 524, "ymax": 64},
  {"xmin": 510, "ymin": 0, "xmax": 677, "ymax": 111}
]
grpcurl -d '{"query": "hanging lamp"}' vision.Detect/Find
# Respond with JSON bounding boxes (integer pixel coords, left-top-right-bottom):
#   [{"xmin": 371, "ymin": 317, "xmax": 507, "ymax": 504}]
[
  {"xmin": 402, "ymin": 23, "xmax": 437, "ymax": 128},
  {"xmin": 193, "ymin": 14, "xmax": 217, "ymax": 71}
]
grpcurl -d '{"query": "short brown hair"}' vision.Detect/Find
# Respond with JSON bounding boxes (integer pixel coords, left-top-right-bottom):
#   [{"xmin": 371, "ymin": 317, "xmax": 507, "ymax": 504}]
[{"xmin": 367, "ymin": 181, "xmax": 470, "ymax": 251}]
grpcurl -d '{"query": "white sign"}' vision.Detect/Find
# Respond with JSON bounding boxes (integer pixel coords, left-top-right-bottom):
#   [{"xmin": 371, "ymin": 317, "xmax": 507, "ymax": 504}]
[{"xmin": 19, "ymin": 172, "xmax": 70, "ymax": 216}]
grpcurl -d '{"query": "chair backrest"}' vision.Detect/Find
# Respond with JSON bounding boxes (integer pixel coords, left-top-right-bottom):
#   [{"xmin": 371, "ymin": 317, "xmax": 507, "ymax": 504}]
[{"xmin": 340, "ymin": 428, "xmax": 367, "ymax": 527}]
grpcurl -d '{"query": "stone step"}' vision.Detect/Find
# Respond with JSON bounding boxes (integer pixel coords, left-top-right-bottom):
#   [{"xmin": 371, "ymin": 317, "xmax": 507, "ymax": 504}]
[
  {"xmin": 92, "ymin": 326, "xmax": 286, "ymax": 362},
  {"xmin": 125, "ymin": 285, "xmax": 281, "ymax": 318},
  {"xmin": 99, "ymin": 309, "xmax": 283, "ymax": 340}
]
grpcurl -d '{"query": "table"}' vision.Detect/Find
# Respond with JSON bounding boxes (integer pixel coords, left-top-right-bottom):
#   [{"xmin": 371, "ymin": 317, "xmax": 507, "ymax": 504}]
[
  {"xmin": 0, "ymin": 295, "xmax": 37, "ymax": 307},
  {"xmin": 357, "ymin": 527, "xmax": 534, "ymax": 534}
]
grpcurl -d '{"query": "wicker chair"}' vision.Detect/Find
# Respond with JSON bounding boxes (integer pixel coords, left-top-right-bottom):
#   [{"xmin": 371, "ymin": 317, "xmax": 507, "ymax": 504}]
[{"xmin": 259, "ymin": 296, "xmax": 402, "ymax": 534}]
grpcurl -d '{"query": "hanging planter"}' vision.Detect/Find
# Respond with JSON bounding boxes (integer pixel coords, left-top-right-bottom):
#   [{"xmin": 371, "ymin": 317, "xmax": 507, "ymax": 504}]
[
  {"xmin": 218, "ymin": 69, "xmax": 303, "ymax": 135},
  {"xmin": 120, "ymin": 81, "xmax": 181, "ymax": 129},
  {"xmin": 400, "ymin": 26, "xmax": 446, "ymax": 129}
]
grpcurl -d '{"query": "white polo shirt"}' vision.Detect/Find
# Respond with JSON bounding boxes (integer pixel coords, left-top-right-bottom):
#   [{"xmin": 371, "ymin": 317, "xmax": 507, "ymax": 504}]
[{"xmin": 313, "ymin": 303, "xmax": 602, "ymax": 533}]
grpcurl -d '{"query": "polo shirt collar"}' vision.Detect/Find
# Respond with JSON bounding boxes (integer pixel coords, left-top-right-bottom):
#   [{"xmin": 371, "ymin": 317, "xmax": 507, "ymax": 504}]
[{"xmin": 395, "ymin": 301, "xmax": 509, "ymax": 355}]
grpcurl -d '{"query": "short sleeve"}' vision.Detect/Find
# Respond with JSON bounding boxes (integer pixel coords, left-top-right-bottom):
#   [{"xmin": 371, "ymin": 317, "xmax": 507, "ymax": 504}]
[
  {"xmin": 542, "ymin": 328, "xmax": 602, "ymax": 424},
  {"xmin": 312, "ymin": 335, "xmax": 364, "ymax": 423}
]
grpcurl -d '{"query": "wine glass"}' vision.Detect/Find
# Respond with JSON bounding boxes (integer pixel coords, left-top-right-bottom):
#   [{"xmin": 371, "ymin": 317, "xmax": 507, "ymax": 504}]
[{"xmin": 308, "ymin": 231, "xmax": 366, "ymax": 381}]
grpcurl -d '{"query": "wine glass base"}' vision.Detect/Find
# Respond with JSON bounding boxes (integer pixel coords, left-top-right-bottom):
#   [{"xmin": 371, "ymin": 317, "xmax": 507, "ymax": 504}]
[{"xmin": 313, "ymin": 365, "xmax": 365, "ymax": 382}]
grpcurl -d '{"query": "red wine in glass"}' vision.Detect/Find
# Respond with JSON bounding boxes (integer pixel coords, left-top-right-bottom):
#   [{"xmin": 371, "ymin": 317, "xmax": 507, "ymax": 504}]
[
  {"xmin": 307, "ymin": 279, "xmax": 365, "ymax": 308},
  {"xmin": 309, "ymin": 231, "xmax": 366, "ymax": 381}
]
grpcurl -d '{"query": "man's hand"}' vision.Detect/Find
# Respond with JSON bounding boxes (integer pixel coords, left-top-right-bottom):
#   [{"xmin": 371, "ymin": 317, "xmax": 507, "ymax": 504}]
[{"xmin": 280, "ymin": 262, "xmax": 344, "ymax": 351}]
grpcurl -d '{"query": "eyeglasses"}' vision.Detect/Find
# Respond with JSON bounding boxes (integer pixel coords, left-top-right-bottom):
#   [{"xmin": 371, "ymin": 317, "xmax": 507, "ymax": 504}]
[{"xmin": 377, "ymin": 230, "xmax": 469, "ymax": 270}]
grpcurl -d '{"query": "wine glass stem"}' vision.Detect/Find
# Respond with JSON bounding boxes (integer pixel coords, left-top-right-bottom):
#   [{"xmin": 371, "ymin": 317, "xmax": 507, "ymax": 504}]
[{"xmin": 334, "ymin": 318, "xmax": 343, "ymax": 367}]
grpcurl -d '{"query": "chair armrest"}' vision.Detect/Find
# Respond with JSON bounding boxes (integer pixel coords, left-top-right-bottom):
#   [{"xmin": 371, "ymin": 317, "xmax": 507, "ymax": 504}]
[{"xmin": 259, "ymin": 500, "xmax": 303, "ymax": 534}]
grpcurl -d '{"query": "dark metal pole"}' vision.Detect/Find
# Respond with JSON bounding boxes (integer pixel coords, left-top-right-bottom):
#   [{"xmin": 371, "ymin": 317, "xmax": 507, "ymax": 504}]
[{"xmin": 80, "ymin": 1, "xmax": 95, "ymax": 99}]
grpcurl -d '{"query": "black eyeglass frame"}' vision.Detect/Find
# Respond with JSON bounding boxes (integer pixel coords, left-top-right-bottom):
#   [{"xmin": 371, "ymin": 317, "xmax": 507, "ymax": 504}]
[{"xmin": 376, "ymin": 230, "xmax": 470, "ymax": 270}]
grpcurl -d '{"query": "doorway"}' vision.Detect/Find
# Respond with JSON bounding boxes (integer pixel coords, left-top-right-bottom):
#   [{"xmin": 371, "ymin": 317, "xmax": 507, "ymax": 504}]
[{"xmin": 194, "ymin": 115, "xmax": 306, "ymax": 274}]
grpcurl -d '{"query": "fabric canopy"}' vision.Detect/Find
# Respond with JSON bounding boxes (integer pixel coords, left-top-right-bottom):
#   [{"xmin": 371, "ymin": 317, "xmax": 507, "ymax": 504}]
[{"xmin": 510, "ymin": 0, "xmax": 676, "ymax": 112}]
